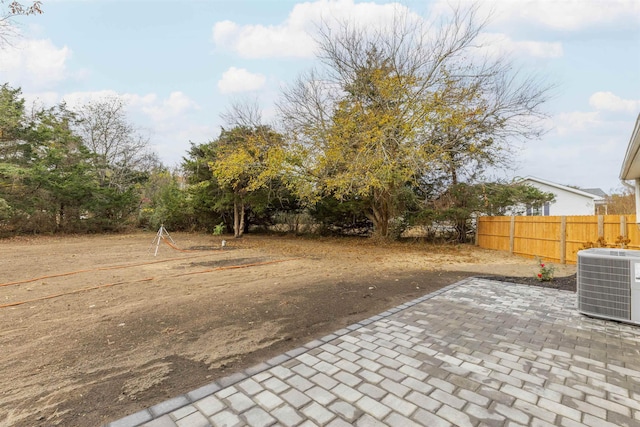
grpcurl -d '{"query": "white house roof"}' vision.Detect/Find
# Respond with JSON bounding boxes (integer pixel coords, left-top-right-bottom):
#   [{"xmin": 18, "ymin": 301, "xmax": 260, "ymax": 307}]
[
  {"xmin": 620, "ymin": 114, "xmax": 640, "ymax": 180},
  {"xmin": 519, "ymin": 176, "xmax": 604, "ymax": 201}
]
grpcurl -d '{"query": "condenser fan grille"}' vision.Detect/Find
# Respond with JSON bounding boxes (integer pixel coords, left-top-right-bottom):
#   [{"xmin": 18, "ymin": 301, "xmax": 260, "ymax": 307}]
[{"xmin": 578, "ymin": 256, "xmax": 630, "ymax": 321}]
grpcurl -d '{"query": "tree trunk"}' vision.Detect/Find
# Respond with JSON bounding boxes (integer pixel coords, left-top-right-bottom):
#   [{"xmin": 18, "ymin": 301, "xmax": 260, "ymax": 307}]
[
  {"xmin": 57, "ymin": 203, "xmax": 64, "ymax": 231},
  {"xmin": 233, "ymin": 195, "xmax": 245, "ymax": 238},
  {"xmin": 368, "ymin": 190, "xmax": 390, "ymax": 240},
  {"xmin": 239, "ymin": 205, "xmax": 245, "ymax": 237},
  {"xmin": 454, "ymin": 219, "xmax": 467, "ymax": 243}
]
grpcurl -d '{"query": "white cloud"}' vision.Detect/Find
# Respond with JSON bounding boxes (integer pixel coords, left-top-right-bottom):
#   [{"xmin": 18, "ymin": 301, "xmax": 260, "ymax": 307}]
[
  {"xmin": 33, "ymin": 89, "xmax": 207, "ymax": 167},
  {"xmin": 518, "ymin": 0, "xmax": 640, "ymax": 31},
  {"xmin": 212, "ymin": 16, "xmax": 314, "ymax": 59},
  {"xmin": 213, "ymin": 0, "xmax": 608, "ymax": 62},
  {"xmin": 212, "ymin": 20, "xmax": 239, "ymax": 46},
  {"xmin": 553, "ymin": 111, "xmax": 601, "ymax": 136},
  {"xmin": 141, "ymin": 91, "xmax": 199, "ymax": 122},
  {"xmin": 0, "ymin": 37, "xmax": 71, "ymax": 88},
  {"xmin": 445, "ymin": 0, "xmax": 640, "ymax": 31},
  {"xmin": 217, "ymin": 67, "xmax": 266, "ymax": 94},
  {"xmin": 60, "ymin": 89, "xmax": 118, "ymax": 106},
  {"xmin": 56, "ymin": 90, "xmax": 199, "ymax": 127},
  {"xmin": 29, "ymin": 89, "xmax": 198, "ymax": 122},
  {"xmin": 21, "ymin": 91, "xmax": 60, "ymax": 110},
  {"xmin": 212, "ymin": 0, "xmax": 415, "ymax": 59},
  {"xmin": 151, "ymin": 123, "xmax": 215, "ymax": 167},
  {"xmin": 60, "ymin": 90, "xmax": 157, "ymax": 110},
  {"xmin": 589, "ymin": 91, "xmax": 640, "ymax": 114},
  {"xmin": 516, "ymin": 114, "xmax": 635, "ymax": 190},
  {"xmin": 476, "ymin": 32, "xmax": 563, "ymax": 59}
]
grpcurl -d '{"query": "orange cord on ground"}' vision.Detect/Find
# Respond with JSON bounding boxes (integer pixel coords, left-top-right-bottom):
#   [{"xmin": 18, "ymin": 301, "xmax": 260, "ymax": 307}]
[
  {"xmin": 0, "ymin": 257, "xmax": 300, "ymax": 309},
  {"xmin": 0, "ymin": 278, "xmax": 155, "ymax": 309},
  {"xmin": 162, "ymin": 238, "xmax": 201, "ymax": 253},
  {"xmin": 0, "ymin": 247, "xmax": 217, "ymax": 288}
]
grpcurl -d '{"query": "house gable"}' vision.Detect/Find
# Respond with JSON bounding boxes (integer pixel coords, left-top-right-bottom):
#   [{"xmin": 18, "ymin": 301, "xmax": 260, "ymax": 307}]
[
  {"xmin": 519, "ymin": 176, "xmax": 603, "ymax": 216},
  {"xmin": 620, "ymin": 114, "xmax": 640, "ymax": 181},
  {"xmin": 619, "ymin": 113, "xmax": 640, "ymax": 219}
]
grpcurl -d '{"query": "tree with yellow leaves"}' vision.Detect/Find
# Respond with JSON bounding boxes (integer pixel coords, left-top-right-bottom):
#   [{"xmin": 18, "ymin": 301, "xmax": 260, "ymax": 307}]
[
  {"xmin": 208, "ymin": 124, "xmax": 286, "ymax": 238},
  {"xmin": 279, "ymin": 5, "xmax": 552, "ymax": 240}
]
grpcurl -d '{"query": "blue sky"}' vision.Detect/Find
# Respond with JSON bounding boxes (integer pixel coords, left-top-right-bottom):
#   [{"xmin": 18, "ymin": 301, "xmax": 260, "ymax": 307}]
[{"xmin": 2, "ymin": 0, "xmax": 639, "ymax": 193}]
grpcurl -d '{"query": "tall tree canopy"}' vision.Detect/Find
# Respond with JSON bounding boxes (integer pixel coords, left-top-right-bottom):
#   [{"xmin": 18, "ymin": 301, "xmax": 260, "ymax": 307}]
[
  {"xmin": 207, "ymin": 124, "xmax": 287, "ymax": 237},
  {"xmin": 0, "ymin": 85, "xmax": 99, "ymax": 232},
  {"xmin": 0, "ymin": 85, "xmax": 159, "ymax": 234},
  {"xmin": 420, "ymin": 181, "xmax": 555, "ymax": 242},
  {"xmin": 279, "ymin": 5, "xmax": 552, "ymax": 239},
  {"xmin": 73, "ymin": 97, "xmax": 158, "ymax": 191}
]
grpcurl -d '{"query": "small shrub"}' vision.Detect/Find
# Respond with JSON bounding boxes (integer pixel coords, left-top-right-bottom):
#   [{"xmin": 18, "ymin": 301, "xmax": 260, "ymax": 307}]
[
  {"xmin": 615, "ymin": 235, "xmax": 631, "ymax": 248},
  {"xmin": 581, "ymin": 237, "xmax": 608, "ymax": 250},
  {"xmin": 536, "ymin": 259, "xmax": 555, "ymax": 282},
  {"xmin": 213, "ymin": 222, "xmax": 225, "ymax": 236}
]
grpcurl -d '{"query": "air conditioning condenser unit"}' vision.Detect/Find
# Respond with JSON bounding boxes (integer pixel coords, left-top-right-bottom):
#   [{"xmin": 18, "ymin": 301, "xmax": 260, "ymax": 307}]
[{"xmin": 577, "ymin": 248, "xmax": 640, "ymax": 325}]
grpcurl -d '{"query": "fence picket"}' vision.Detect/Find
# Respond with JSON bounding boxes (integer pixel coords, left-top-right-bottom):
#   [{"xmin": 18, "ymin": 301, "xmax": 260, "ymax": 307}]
[{"xmin": 477, "ymin": 215, "xmax": 638, "ymax": 264}]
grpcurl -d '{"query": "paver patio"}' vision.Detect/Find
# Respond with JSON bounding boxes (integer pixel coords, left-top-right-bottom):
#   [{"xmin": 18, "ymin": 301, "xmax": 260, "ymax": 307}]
[{"xmin": 105, "ymin": 278, "xmax": 640, "ymax": 427}]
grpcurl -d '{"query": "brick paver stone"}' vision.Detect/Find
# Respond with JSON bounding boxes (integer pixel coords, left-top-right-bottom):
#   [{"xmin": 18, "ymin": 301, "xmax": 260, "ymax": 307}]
[
  {"xmin": 301, "ymin": 401, "xmax": 335, "ymax": 425},
  {"xmin": 209, "ymin": 410, "xmax": 241, "ymax": 427},
  {"xmin": 175, "ymin": 411, "xmax": 209, "ymax": 427},
  {"xmin": 328, "ymin": 400, "xmax": 361, "ymax": 422},
  {"xmin": 105, "ymin": 280, "xmax": 640, "ymax": 427},
  {"xmin": 241, "ymin": 406, "xmax": 277, "ymax": 427},
  {"xmin": 193, "ymin": 395, "xmax": 224, "ymax": 416},
  {"xmin": 272, "ymin": 405, "xmax": 304, "ymax": 427}
]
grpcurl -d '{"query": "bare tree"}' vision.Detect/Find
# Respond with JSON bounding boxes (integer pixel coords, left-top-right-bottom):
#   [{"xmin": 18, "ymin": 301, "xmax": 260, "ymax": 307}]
[
  {"xmin": 74, "ymin": 97, "xmax": 158, "ymax": 190},
  {"xmin": 278, "ymin": 3, "xmax": 553, "ymax": 239},
  {"xmin": 221, "ymin": 98, "xmax": 264, "ymax": 129}
]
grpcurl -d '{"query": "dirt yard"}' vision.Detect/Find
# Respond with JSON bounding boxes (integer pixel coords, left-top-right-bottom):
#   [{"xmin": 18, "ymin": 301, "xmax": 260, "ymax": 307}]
[{"xmin": 0, "ymin": 232, "xmax": 576, "ymax": 427}]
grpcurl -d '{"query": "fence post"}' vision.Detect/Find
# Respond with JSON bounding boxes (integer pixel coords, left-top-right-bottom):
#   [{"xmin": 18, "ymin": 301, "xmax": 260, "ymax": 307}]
[
  {"xmin": 597, "ymin": 215, "xmax": 604, "ymax": 240},
  {"xmin": 621, "ymin": 215, "xmax": 628, "ymax": 249},
  {"xmin": 509, "ymin": 216, "xmax": 515, "ymax": 254},
  {"xmin": 560, "ymin": 216, "xmax": 567, "ymax": 264}
]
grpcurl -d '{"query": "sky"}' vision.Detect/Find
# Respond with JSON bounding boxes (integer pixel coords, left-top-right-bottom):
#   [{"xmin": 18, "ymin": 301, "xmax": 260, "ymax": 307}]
[{"xmin": 1, "ymin": 0, "xmax": 639, "ymax": 193}]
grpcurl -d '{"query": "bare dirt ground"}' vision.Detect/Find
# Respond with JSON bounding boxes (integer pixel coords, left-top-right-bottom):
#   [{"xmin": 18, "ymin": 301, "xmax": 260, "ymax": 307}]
[{"xmin": 0, "ymin": 232, "xmax": 576, "ymax": 427}]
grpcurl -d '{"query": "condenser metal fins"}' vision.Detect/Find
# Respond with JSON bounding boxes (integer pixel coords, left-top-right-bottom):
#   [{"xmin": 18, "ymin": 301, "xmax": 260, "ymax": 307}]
[{"xmin": 577, "ymin": 248, "xmax": 640, "ymax": 325}]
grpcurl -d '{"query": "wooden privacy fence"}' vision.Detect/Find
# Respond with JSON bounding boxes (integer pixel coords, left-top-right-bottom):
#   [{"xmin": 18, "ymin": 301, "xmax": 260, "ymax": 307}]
[{"xmin": 477, "ymin": 215, "xmax": 639, "ymax": 264}]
